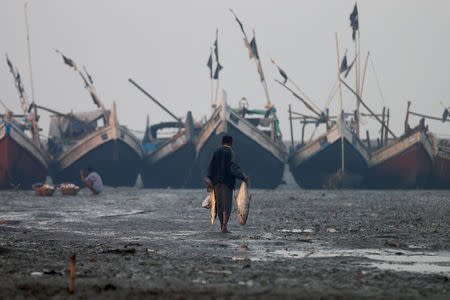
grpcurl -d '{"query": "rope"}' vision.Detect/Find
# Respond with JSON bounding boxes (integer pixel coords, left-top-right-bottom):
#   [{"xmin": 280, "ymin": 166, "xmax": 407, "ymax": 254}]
[
  {"xmin": 324, "ymin": 79, "xmax": 339, "ymax": 111},
  {"xmin": 369, "ymin": 55, "xmax": 386, "ymax": 105}
]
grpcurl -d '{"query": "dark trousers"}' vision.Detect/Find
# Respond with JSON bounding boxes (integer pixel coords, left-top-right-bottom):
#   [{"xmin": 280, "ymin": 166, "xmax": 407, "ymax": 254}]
[{"xmin": 215, "ymin": 183, "xmax": 232, "ymax": 215}]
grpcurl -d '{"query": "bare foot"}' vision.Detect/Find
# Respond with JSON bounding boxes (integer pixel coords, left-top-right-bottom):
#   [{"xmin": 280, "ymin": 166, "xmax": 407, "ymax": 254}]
[{"xmin": 221, "ymin": 228, "xmax": 230, "ymax": 233}]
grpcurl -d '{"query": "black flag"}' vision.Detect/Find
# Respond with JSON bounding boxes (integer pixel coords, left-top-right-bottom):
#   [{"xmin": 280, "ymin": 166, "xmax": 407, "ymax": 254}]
[
  {"xmin": 62, "ymin": 54, "xmax": 75, "ymax": 68},
  {"xmin": 16, "ymin": 72, "xmax": 25, "ymax": 98},
  {"xmin": 230, "ymin": 9, "xmax": 246, "ymax": 36},
  {"xmin": 278, "ymin": 66, "xmax": 288, "ymax": 84},
  {"xmin": 207, "ymin": 53, "xmax": 213, "ymax": 78},
  {"xmin": 6, "ymin": 56, "xmax": 13, "ymax": 73},
  {"xmin": 350, "ymin": 3, "xmax": 359, "ymax": 40},
  {"xmin": 213, "ymin": 63, "xmax": 223, "ymax": 79},
  {"xmin": 340, "ymin": 55, "xmax": 348, "ymax": 73},
  {"xmin": 443, "ymin": 108, "xmax": 449, "ymax": 122},
  {"xmin": 250, "ymin": 37, "xmax": 259, "ymax": 60},
  {"xmin": 213, "ymin": 34, "xmax": 223, "ymax": 79},
  {"xmin": 344, "ymin": 56, "xmax": 356, "ymax": 78}
]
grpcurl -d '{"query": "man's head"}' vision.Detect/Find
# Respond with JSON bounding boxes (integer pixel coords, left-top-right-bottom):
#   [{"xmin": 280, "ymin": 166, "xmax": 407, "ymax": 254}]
[
  {"xmin": 222, "ymin": 135, "xmax": 233, "ymax": 146},
  {"xmin": 87, "ymin": 166, "xmax": 94, "ymax": 174}
]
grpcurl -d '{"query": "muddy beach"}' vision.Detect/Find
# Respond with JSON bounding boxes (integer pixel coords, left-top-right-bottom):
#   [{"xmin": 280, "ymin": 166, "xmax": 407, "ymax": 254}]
[{"xmin": 0, "ymin": 182, "xmax": 449, "ymax": 299}]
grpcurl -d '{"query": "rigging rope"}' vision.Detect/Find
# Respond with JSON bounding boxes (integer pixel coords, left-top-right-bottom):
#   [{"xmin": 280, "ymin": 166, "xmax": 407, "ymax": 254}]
[{"xmin": 369, "ymin": 54, "xmax": 386, "ymax": 105}]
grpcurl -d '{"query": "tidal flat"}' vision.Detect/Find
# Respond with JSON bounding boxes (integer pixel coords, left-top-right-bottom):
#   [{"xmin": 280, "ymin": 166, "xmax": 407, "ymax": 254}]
[{"xmin": 0, "ymin": 185, "xmax": 449, "ymax": 299}]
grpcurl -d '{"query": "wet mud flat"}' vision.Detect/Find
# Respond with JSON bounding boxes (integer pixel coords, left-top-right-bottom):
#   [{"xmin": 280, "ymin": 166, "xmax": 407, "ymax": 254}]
[{"xmin": 0, "ymin": 187, "xmax": 449, "ymax": 299}]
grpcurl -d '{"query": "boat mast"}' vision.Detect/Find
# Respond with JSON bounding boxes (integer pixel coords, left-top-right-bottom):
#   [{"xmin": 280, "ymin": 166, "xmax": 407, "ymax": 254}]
[
  {"xmin": 229, "ymin": 10, "xmax": 272, "ymax": 108},
  {"xmin": 214, "ymin": 28, "xmax": 221, "ymax": 107},
  {"xmin": 335, "ymin": 33, "xmax": 345, "ymax": 174},
  {"xmin": 355, "ymin": 28, "xmax": 361, "ymax": 137},
  {"xmin": 341, "ymin": 80, "xmax": 396, "ymax": 138},
  {"xmin": 288, "ymin": 104, "xmax": 294, "ymax": 151},
  {"xmin": 55, "ymin": 50, "xmax": 109, "ymax": 123},
  {"xmin": 128, "ymin": 78, "xmax": 183, "ymax": 127},
  {"xmin": 209, "ymin": 46, "xmax": 214, "ymax": 109},
  {"xmin": 252, "ymin": 30, "xmax": 272, "ymax": 109},
  {"xmin": 24, "ymin": 2, "xmax": 40, "ymax": 148}
]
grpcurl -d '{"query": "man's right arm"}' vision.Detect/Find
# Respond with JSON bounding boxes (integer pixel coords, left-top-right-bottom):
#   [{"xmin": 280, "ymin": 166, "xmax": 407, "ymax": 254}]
[{"xmin": 207, "ymin": 151, "xmax": 216, "ymax": 181}]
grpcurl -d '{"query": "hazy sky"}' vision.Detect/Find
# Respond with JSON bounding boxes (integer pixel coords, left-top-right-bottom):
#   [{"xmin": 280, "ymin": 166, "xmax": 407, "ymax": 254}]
[{"xmin": 1, "ymin": 0, "xmax": 449, "ymax": 142}]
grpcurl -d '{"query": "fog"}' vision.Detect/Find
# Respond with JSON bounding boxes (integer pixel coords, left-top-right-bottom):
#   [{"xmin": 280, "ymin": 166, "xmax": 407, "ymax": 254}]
[{"xmin": 1, "ymin": 0, "xmax": 449, "ymax": 142}]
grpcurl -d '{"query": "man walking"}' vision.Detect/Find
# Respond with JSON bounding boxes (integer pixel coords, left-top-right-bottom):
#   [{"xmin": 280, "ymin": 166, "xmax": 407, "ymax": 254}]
[{"xmin": 206, "ymin": 136, "xmax": 247, "ymax": 233}]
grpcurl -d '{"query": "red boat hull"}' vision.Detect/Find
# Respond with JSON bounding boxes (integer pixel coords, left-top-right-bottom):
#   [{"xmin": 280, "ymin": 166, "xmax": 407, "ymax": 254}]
[
  {"xmin": 0, "ymin": 134, "xmax": 47, "ymax": 189},
  {"xmin": 367, "ymin": 143, "xmax": 432, "ymax": 189},
  {"xmin": 431, "ymin": 152, "xmax": 450, "ymax": 188}
]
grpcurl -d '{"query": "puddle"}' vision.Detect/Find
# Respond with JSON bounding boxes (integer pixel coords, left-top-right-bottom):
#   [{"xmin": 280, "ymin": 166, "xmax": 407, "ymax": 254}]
[{"xmin": 249, "ymin": 247, "xmax": 450, "ymax": 276}]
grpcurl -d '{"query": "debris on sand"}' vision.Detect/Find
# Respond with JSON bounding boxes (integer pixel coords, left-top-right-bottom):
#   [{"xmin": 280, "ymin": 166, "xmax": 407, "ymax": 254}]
[
  {"xmin": 238, "ymin": 245, "xmax": 249, "ymax": 251},
  {"xmin": 233, "ymin": 257, "xmax": 250, "ymax": 261},
  {"xmin": 102, "ymin": 246, "xmax": 136, "ymax": 254}
]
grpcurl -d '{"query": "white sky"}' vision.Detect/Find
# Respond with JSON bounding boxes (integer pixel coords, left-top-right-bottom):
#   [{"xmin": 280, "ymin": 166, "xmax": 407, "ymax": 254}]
[{"xmin": 1, "ymin": 0, "xmax": 449, "ymax": 142}]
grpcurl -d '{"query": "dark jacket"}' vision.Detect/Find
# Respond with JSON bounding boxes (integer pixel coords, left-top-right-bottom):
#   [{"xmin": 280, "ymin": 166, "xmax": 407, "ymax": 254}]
[{"xmin": 207, "ymin": 145, "xmax": 245, "ymax": 190}]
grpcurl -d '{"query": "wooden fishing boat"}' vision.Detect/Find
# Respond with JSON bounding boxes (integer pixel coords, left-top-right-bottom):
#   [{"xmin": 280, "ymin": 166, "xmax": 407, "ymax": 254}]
[
  {"xmin": 365, "ymin": 121, "xmax": 433, "ymax": 189},
  {"xmin": 196, "ymin": 92, "xmax": 287, "ymax": 189},
  {"xmin": 0, "ymin": 112, "xmax": 48, "ymax": 190},
  {"xmin": 48, "ymin": 103, "xmax": 143, "ymax": 187},
  {"xmin": 288, "ymin": 115, "xmax": 370, "ymax": 189},
  {"xmin": 428, "ymin": 137, "xmax": 450, "ymax": 188},
  {"xmin": 141, "ymin": 111, "xmax": 202, "ymax": 188}
]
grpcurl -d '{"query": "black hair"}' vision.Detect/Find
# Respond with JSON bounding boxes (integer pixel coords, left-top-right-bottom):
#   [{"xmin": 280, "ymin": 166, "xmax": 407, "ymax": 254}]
[
  {"xmin": 222, "ymin": 135, "xmax": 233, "ymax": 145},
  {"xmin": 87, "ymin": 166, "xmax": 94, "ymax": 173}
]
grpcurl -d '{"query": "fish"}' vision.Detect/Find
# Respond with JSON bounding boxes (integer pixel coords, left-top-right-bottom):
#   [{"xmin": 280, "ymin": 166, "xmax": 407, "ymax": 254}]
[
  {"xmin": 236, "ymin": 182, "xmax": 251, "ymax": 225},
  {"xmin": 210, "ymin": 188, "xmax": 216, "ymax": 225},
  {"xmin": 202, "ymin": 194, "xmax": 211, "ymax": 209}
]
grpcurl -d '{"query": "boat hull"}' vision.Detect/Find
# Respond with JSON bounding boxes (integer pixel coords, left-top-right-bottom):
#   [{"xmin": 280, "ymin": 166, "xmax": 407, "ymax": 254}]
[
  {"xmin": 432, "ymin": 152, "xmax": 450, "ymax": 188},
  {"xmin": 196, "ymin": 104, "xmax": 286, "ymax": 189},
  {"xmin": 0, "ymin": 123, "xmax": 48, "ymax": 190},
  {"xmin": 141, "ymin": 138, "xmax": 201, "ymax": 188},
  {"xmin": 288, "ymin": 125, "xmax": 369, "ymax": 189},
  {"xmin": 365, "ymin": 130, "xmax": 433, "ymax": 189},
  {"xmin": 51, "ymin": 125, "xmax": 143, "ymax": 187}
]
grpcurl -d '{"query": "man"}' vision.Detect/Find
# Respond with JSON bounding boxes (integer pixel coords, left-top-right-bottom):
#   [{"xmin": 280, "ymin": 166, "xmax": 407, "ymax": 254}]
[
  {"xmin": 206, "ymin": 135, "xmax": 247, "ymax": 233},
  {"xmin": 80, "ymin": 166, "xmax": 103, "ymax": 195}
]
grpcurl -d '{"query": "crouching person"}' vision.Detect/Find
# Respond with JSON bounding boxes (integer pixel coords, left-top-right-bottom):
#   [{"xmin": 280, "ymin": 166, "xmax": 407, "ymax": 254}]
[{"xmin": 80, "ymin": 166, "xmax": 103, "ymax": 195}]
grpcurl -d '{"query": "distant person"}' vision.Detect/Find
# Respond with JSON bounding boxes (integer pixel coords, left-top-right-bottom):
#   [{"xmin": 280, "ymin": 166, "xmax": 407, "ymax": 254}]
[
  {"xmin": 80, "ymin": 166, "xmax": 103, "ymax": 195},
  {"xmin": 206, "ymin": 135, "xmax": 248, "ymax": 233}
]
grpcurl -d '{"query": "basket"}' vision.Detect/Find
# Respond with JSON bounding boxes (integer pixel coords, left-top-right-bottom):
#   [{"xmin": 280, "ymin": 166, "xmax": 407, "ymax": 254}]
[
  {"xmin": 33, "ymin": 184, "xmax": 55, "ymax": 196},
  {"xmin": 59, "ymin": 183, "xmax": 80, "ymax": 196}
]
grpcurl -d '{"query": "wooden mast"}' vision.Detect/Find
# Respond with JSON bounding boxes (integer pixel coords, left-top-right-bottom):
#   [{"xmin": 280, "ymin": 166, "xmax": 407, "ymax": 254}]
[
  {"xmin": 251, "ymin": 30, "xmax": 272, "ymax": 108},
  {"xmin": 209, "ymin": 46, "xmax": 214, "ymax": 108},
  {"xmin": 24, "ymin": 2, "xmax": 40, "ymax": 148},
  {"xmin": 128, "ymin": 78, "xmax": 183, "ymax": 126},
  {"xmin": 288, "ymin": 104, "xmax": 294, "ymax": 151},
  {"xmin": 213, "ymin": 28, "xmax": 220, "ymax": 108},
  {"xmin": 404, "ymin": 101, "xmax": 411, "ymax": 133},
  {"xmin": 271, "ymin": 58, "xmax": 323, "ymax": 114},
  {"xmin": 335, "ymin": 33, "xmax": 345, "ymax": 174},
  {"xmin": 355, "ymin": 26, "xmax": 361, "ymax": 137},
  {"xmin": 341, "ymin": 80, "xmax": 397, "ymax": 138},
  {"xmin": 55, "ymin": 50, "xmax": 109, "ymax": 122}
]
